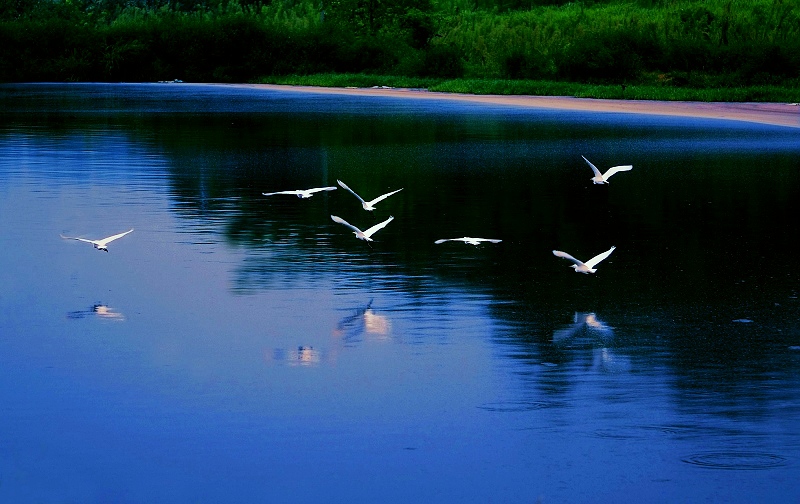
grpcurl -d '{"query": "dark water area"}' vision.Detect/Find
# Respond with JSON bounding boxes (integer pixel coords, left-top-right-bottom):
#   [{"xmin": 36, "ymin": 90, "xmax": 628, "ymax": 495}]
[{"xmin": 1, "ymin": 83, "xmax": 799, "ymax": 503}]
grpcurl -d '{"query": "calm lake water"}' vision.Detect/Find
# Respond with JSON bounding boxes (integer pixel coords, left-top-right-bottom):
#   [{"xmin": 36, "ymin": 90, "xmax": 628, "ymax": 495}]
[{"xmin": 1, "ymin": 83, "xmax": 799, "ymax": 503}]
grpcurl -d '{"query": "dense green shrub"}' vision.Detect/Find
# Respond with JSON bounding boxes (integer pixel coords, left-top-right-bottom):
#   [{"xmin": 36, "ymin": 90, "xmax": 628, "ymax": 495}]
[{"xmin": 1, "ymin": 0, "xmax": 798, "ymax": 90}]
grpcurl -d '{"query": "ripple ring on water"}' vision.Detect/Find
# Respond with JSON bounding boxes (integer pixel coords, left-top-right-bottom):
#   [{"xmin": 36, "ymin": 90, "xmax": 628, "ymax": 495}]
[
  {"xmin": 682, "ymin": 452, "xmax": 787, "ymax": 470},
  {"xmin": 477, "ymin": 401, "xmax": 562, "ymax": 412}
]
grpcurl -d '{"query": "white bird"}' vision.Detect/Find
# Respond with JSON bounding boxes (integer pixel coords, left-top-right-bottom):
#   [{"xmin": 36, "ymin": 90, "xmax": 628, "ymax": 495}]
[
  {"xmin": 262, "ymin": 186, "xmax": 337, "ymax": 198},
  {"xmin": 60, "ymin": 229, "xmax": 134, "ymax": 252},
  {"xmin": 582, "ymin": 156, "xmax": 632, "ymax": 184},
  {"xmin": 435, "ymin": 237, "xmax": 502, "ymax": 246},
  {"xmin": 331, "ymin": 215, "xmax": 394, "ymax": 242},
  {"xmin": 553, "ymin": 246, "xmax": 616, "ymax": 274},
  {"xmin": 337, "ymin": 179, "xmax": 403, "ymax": 211}
]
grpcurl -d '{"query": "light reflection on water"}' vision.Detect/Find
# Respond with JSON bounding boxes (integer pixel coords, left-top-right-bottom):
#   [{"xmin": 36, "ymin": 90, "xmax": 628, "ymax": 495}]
[{"xmin": 1, "ymin": 83, "xmax": 800, "ymax": 503}]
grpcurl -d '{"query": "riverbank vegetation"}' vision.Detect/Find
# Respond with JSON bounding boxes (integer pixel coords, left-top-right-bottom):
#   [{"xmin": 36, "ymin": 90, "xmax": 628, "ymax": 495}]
[
  {"xmin": 259, "ymin": 73, "xmax": 800, "ymax": 102},
  {"xmin": 2, "ymin": 0, "xmax": 799, "ymax": 101}
]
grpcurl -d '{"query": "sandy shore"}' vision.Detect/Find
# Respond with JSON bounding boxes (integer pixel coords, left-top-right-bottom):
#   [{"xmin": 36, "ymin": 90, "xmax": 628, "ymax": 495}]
[{"xmin": 235, "ymin": 83, "xmax": 800, "ymax": 129}]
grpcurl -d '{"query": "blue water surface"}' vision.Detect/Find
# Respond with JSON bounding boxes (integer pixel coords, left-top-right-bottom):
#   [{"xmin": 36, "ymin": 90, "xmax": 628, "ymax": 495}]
[{"xmin": 1, "ymin": 83, "xmax": 799, "ymax": 503}]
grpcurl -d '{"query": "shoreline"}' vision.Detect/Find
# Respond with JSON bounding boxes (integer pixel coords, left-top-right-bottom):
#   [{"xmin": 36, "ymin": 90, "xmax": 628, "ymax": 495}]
[{"xmin": 234, "ymin": 83, "xmax": 800, "ymax": 129}]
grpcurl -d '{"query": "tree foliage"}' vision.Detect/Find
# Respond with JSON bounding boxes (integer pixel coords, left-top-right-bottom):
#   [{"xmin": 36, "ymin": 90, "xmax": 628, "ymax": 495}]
[{"xmin": 1, "ymin": 0, "xmax": 798, "ymax": 87}]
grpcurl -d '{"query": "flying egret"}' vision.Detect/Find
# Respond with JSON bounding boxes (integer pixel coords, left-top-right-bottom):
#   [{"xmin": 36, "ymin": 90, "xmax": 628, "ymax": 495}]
[
  {"xmin": 337, "ymin": 179, "xmax": 403, "ymax": 211},
  {"xmin": 262, "ymin": 186, "xmax": 337, "ymax": 198},
  {"xmin": 331, "ymin": 215, "xmax": 394, "ymax": 242},
  {"xmin": 60, "ymin": 229, "xmax": 134, "ymax": 252},
  {"xmin": 435, "ymin": 237, "xmax": 502, "ymax": 246},
  {"xmin": 553, "ymin": 246, "xmax": 616, "ymax": 274},
  {"xmin": 582, "ymin": 156, "xmax": 632, "ymax": 184}
]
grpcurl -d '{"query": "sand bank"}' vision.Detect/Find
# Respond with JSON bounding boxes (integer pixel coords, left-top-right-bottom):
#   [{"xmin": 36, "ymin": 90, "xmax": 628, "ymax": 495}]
[{"xmin": 236, "ymin": 83, "xmax": 800, "ymax": 129}]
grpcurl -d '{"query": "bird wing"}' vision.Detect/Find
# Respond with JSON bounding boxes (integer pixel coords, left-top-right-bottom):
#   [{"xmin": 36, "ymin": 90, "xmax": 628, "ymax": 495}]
[
  {"xmin": 306, "ymin": 186, "xmax": 338, "ymax": 194},
  {"xmin": 584, "ymin": 246, "xmax": 616, "ymax": 269},
  {"xmin": 330, "ymin": 215, "xmax": 362, "ymax": 234},
  {"xmin": 263, "ymin": 190, "xmax": 301, "ymax": 196},
  {"xmin": 96, "ymin": 229, "xmax": 134, "ymax": 246},
  {"xmin": 602, "ymin": 165, "xmax": 633, "ymax": 179},
  {"xmin": 366, "ymin": 188, "xmax": 403, "ymax": 206},
  {"xmin": 337, "ymin": 180, "xmax": 365, "ymax": 204},
  {"xmin": 434, "ymin": 239, "xmax": 453, "ymax": 244},
  {"xmin": 582, "ymin": 156, "xmax": 602, "ymax": 178},
  {"xmin": 479, "ymin": 238, "xmax": 502, "ymax": 243},
  {"xmin": 60, "ymin": 235, "xmax": 96, "ymax": 244},
  {"xmin": 552, "ymin": 250, "xmax": 585, "ymax": 267},
  {"xmin": 363, "ymin": 216, "xmax": 394, "ymax": 238}
]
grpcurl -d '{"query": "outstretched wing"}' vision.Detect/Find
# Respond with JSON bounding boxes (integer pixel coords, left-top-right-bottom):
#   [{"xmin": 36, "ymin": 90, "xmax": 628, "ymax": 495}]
[
  {"xmin": 434, "ymin": 239, "xmax": 454, "ymax": 244},
  {"xmin": 582, "ymin": 156, "xmax": 602, "ymax": 178},
  {"xmin": 553, "ymin": 250, "xmax": 585, "ymax": 267},
  {"xmin": 60, "ymin": 235, "xmax": 95, "ymax": 245},
  {"xmin": 477, "ymin": 238, "xmax": 502, "ymax": 243},
  {"xmin": 337, "ymin": 180, "xmax": 365, "ymax": 204},
  {"xmin": 367, "ymin": 188, "xmax": 403, "ymax": 206},
  {"xmin": 584, "ymin": 246, "xmax": 616, "ymax": 269},
  {"xmin": 263, "ymin": 190, "xmax": 302, "ymax": 196},
  {"xmin": 602, "ymin": 165, "xmax": 633, "ymax": 179},
  {"xmin": 331, "ymin": 215, "xmax": 362, "ymax": 234},
  {"xmin": 306, "ymin": 186, "xmax": 338, "ymax": 194},
  {"xmin": 96, "ymin": 229, "xmax": 134, "ymax": 247},
  {"xmin": 363, "ymin": 216, "xmax": 394, "ymax": 238}
]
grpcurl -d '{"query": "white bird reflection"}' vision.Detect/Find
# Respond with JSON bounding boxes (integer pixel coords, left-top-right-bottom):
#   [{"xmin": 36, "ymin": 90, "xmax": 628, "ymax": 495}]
[
  {"xmin": 67, "ymin": 303, "xmax": 126, "ymax": 321},
  {"xmin": 591, "ymin": 347, "xmax": 632, "ymax": 374},
  {"xmin": 552, "ymin": 312, "xmax": 614, "ymax": 344},
  {"xmin": 265, "ymin": 302, "xmax": 391, "ymax": 367},
  {"xmin": 435, "ymin": 237, "xmax": 502, "ymax": 246},
  {"xmin": 269, "ymin": 346, "xmax": 322, "ymax": 366},
  {"xmin": 333, "ymin": 299, "xmax": 391, "ymax": 342},
  {"xmin": 553, "ymin": 313, "xmax": 630, "ymax": 373}
]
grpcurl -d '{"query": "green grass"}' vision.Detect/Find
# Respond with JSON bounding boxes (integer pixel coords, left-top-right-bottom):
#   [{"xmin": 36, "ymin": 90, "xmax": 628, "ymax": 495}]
[
  {"xmin": 259, "ymin": 74, "xmax": 445, "ymax": 89},
  {"xmin": 255, "ymin": 74, "xmax": 800, "ymax": 103}
]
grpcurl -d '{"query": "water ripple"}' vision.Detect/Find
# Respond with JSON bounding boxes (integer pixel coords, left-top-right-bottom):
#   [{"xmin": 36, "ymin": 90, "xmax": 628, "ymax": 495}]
[
  {"xmin": 682, "ymin": 451, "xmax": 787, "ymax": 470},
  {"xmin": 477, "ymin": 400, "xmax": 564, "ymax": 412}
]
